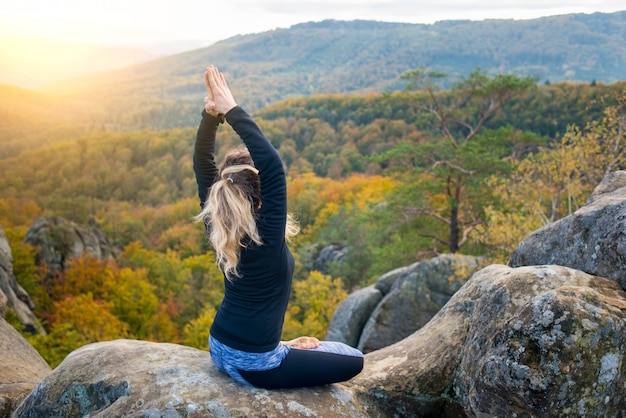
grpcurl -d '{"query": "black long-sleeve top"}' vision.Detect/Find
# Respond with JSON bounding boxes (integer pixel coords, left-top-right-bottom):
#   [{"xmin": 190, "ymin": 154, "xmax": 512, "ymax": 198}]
[{"xmin": 193, "ymin": 106, "xmax": 294, "ymax": 353}]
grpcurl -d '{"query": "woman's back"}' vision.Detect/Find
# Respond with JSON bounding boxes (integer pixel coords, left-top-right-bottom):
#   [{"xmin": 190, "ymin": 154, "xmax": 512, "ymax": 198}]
[{"xmin": 205, "ymin": 106, "xmax": 294, "ymax": 353}]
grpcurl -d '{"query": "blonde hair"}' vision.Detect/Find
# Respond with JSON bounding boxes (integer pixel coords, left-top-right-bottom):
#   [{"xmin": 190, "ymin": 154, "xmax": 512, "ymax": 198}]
[{"xmin": 195, "ymin": 148, "xmax": 299, "ymax": 280}]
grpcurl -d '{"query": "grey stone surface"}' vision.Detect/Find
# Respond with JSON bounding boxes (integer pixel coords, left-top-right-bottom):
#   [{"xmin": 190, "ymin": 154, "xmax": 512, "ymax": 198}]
[
  {"xmin": 510, "ymin": 170, "xmax": 626, "ymax": 290},
  {"xmin": 0, "ymin": 318, "xmax": 51, "ymax": 418}
]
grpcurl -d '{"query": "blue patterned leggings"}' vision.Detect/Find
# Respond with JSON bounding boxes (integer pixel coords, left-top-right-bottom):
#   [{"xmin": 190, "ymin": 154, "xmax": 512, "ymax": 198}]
[{"xmin": 209, "ymin": 336, "xmax": 364, "ymax": 389}]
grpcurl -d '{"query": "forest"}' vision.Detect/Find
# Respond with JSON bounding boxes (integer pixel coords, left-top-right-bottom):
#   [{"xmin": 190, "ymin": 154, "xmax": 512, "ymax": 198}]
[
  {"xmin": 2, "ymin": 12, "xmax": 625, "ymax": 160},
  {"xmin": 1, "ymin": 66, "xmax": 625, "ymax": 367}
]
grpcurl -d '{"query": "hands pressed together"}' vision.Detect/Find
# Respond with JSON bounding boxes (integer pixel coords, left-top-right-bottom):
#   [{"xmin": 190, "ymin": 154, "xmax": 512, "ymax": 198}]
[{"xmin": 204, "ymin": 65, "xmax": 238, "ymax": 117}]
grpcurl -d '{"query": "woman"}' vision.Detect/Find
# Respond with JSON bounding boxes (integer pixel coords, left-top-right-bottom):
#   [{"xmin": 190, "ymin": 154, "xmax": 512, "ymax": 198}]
[{"xmin": 194, "ymin": 65, "xmax": 363, "ymax": 389}]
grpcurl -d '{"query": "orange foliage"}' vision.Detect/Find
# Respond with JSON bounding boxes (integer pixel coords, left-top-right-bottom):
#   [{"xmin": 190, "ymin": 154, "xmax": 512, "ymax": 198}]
[
  {"xmin": 50, "ymin": 256, "xmax": 114, "ymax": 301},
  {"xmin": 0, "ymin": 197, "xmax": 42, "ymax": 229},
  {"xmin": 51, "ymin": 293, "xmax": 130, "ymax": 342}
]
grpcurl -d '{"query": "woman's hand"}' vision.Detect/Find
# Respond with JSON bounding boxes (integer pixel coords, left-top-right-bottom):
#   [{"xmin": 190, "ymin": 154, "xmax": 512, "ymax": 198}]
[
  {"xmin": 203, "ymin": 95, "xmax": 220, "ymax": 117},
  {"xmin": 204, "ymin": 65, "xmax": 237, "ymax": 115},
  {"xmin": 282, "ymin": 336, "xmax": 321, "ymax": 349},
  {"xmin": 203, "ymin": 68, "xmax": 220, "ymax": 117}
]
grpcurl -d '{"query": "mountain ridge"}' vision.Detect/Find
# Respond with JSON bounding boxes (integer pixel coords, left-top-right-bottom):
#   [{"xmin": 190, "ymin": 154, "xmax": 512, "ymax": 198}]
[
  {"xmin": 1, "ymin": 11, "xmax": 625, "ymax": 153},
  {"xmin": 35, "ymin": 12, "xmax": 626, "ymax": 111}
]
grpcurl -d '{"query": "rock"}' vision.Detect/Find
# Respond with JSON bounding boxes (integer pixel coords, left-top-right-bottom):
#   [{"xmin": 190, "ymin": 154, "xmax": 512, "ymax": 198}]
[
  {"xmin": 328, "ymin": 254, "xmax": 485, "ymax": 353},
  {"xmin": 349, "ymin": 264, "xmax": 626, "ymax": 417},
  {"xmin": 0, "ymin": 318, "xmax": 51, "ymax": 418},
  {"xmin": 0, "ymin": 287, "xmax": 7, "ymax": 316},
  {"xmin": 0, "ymin": 278, "xmax": 8, "ymax": 318},
  {"xmin": 509, "ymin": 170, "xmax": 626, "ymax": 290},
  {"xmin": 13, "ymin": 264, "xmax": 626, "ymax": 417},
  {"xmin": 587, "ymin": 170, "xmax": 626, "ymax": 204},
  {"xmin": 23, "ymin": 216, "xmax": 118, "ymax": 275},
  {"xmin": 12, "ymin": 339, "xmax": 371, "ymax": 418},
  {"xmin": 311, "ymin": 244, "xmax": 346, "ymax": 275},
  {"xmin": 325, "ymin": 285, "xmax": 382, "ymax": 347},
  {"xmin": 0, "ymin": 225, "xmax": 43, "ymax": 334},
  {"xmin": 373, "ymin": 265, "xmax": 406, "ymax": 295},
  {"xmin": 17, "ymin": 264, "xmax": 626, "ymax": 417}
]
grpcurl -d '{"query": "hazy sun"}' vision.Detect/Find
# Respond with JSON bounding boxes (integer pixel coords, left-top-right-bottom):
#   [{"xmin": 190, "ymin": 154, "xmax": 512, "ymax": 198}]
[{"xmin": 0, "ymin": 36, "xmax": 153, "ymax": 90}]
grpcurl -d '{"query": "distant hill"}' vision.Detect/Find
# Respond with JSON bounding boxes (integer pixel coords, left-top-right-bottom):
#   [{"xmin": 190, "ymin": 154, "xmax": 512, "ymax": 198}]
[
  {"xmin": 1, "ymin": 11, "xmax": 625, "ymax": 158},
  {"xmin": 37, "ymin": 12, "xmax": 626, "ymax": 113},
  {"xmin": 0, "ymin": 36, "xmax": 157, "ymax": 88}
]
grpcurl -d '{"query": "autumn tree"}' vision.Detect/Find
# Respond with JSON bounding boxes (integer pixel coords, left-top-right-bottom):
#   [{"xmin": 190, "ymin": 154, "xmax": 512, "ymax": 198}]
[
  {"xmin": 49, "ymin": 255, "xmax": 114, "ymax": 301},
  {"xmin": 282, "ymin": 270, "xmax": 347, "ymax": 341},
  {"xmin": 177, "ymin": 253, "xmax": 224, "ymax": 326},
  {"xmin": 26, "ymin": 324, "xmax": 84, "ymax": 368},
  {"xmin": 290, "ymin": 173, "xmax": 399, "ymax": 288},
  {"xmin": 478, "ymin": 94, "xmax": 626, "ymax": 262},
  {"xmin": 108, "ymin": 267, "xmax": 160, "ymax": 339},
  {"xmin": 3, "ymin": 227, "xmax": 45, "ymax": 314},
  {"xmin": 379, "ymin": 68, "xmax": 538, "ymax": 253},
  {"xmin": 119, "ymin": 242, "xmax": 224, "ymax": 342},
  {"xmin": 51, "ymin": 293, "xmax": 130, "ymax": 342},
  {"xmin": 182, "ymin": 307, "xmax": 216, "ymax": 350}
]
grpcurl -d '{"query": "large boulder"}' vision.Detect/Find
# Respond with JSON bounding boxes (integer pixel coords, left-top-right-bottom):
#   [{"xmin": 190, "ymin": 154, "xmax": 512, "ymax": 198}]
[
  {"xmin": 12, "ymin": 339, "xmax": 372, "ymax": 418},
  {"xmin": 509, "ymin": 170, "xmax": 626, "ymax": 290},
  {"xmin": 350, "ymin": 264, "xmax": 626, "ymax": 417},
  {"xmin": 23, "ymin": 216, "xmax": 118, "ymax": 275},
  {"xmin": 325, "ymin": 285, "xmax": 382, "ymax": 347},
  {"xmin": 300, "ymin": 244, "xmax": 347, "ymax": 276},
  {"xmin": 0, "ymin": 225, "xmax": 42, "ymax": 334},
  {"xmin": 327, "ymin": 254, "xmax": 486, "ymax": 353},
  {"xmin": 13, "ymin": 264, "xmax": 626, "ymax": 417},
  {"xmin": 0, "ymin": 318, "xmax": 51, "ymax": 417},
  {"xmin": 312, "ymin": 244, "xmax": 346, "ymax": 275},
  {"xmin": 0, "ymin": 285, "xmax": 7, "ymax": 316}
]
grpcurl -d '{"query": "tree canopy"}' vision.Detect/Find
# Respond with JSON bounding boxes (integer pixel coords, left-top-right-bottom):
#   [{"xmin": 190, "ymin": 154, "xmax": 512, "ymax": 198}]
[{"xmin": 2, "ymin": 68, "xmax": 625, "ymax": 366}]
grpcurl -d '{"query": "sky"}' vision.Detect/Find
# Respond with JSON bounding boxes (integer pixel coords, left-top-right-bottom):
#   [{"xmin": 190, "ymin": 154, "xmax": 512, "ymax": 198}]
[{"xmin": 1, "ymin": 0, "xmax": 625, "ymax": 50}]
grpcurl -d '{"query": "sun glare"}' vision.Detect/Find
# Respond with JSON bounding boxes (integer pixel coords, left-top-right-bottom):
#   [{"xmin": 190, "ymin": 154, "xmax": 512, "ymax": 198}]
[{"xmin": 0, "ymin": 36, "xmax": 152, "ymax": 90}]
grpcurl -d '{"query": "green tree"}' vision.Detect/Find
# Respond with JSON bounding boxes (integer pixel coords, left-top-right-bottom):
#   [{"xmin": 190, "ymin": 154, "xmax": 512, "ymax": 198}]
[
  {"xmin": 3, "ymin": 228, "xmax": 43, "ymax": 308},
  {"xmin": 26, "ymin": 323, "xmax": 84, "ymax": 368},
  {"xmin": 380, "ymin": 68, "xmax": 537, "ymax": 253}
]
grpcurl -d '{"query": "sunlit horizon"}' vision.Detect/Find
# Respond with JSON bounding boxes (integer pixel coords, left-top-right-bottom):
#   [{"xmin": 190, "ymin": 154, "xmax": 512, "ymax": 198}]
[
  {"xmin": 2, "ymin": 1, "xmax": 624, "ymax": 48},
  {"xmin": 0, "ymin": 36, "xmax": 163, "ymax": 90},
  {"xmin": 0, "ymin": 2, "xmax": 624, "ymax": 90}
]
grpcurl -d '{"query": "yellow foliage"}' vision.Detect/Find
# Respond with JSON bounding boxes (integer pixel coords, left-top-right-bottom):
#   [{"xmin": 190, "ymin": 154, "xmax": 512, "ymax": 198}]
[
  {"xmin": 282, "ymin": 270, "xmax": 347, "ymax": 341},
  {"xmin": 150, "ymin": 306, "xmax": 180, "ymax": 343},
  {"xmin": 109, "ymin": 267, "xmax": 159, "ymax": 339},
  {"xmin": 182, "ymin": 307, "xmax": 216, "ymax": 350},
  {"xmin": 51, "ymin": 293, "xmax": 130, "ymax": 343},
  {"xmin": 289, "ymin": 173, "xmax": 395, "ymax": 240},
  {"xmin": 0, "ymin": 197, "xmax": 42, "ymax": 229},
  {"xmin": 478, "ymin": 99, "xmax": 626, "ymax": 261}
]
